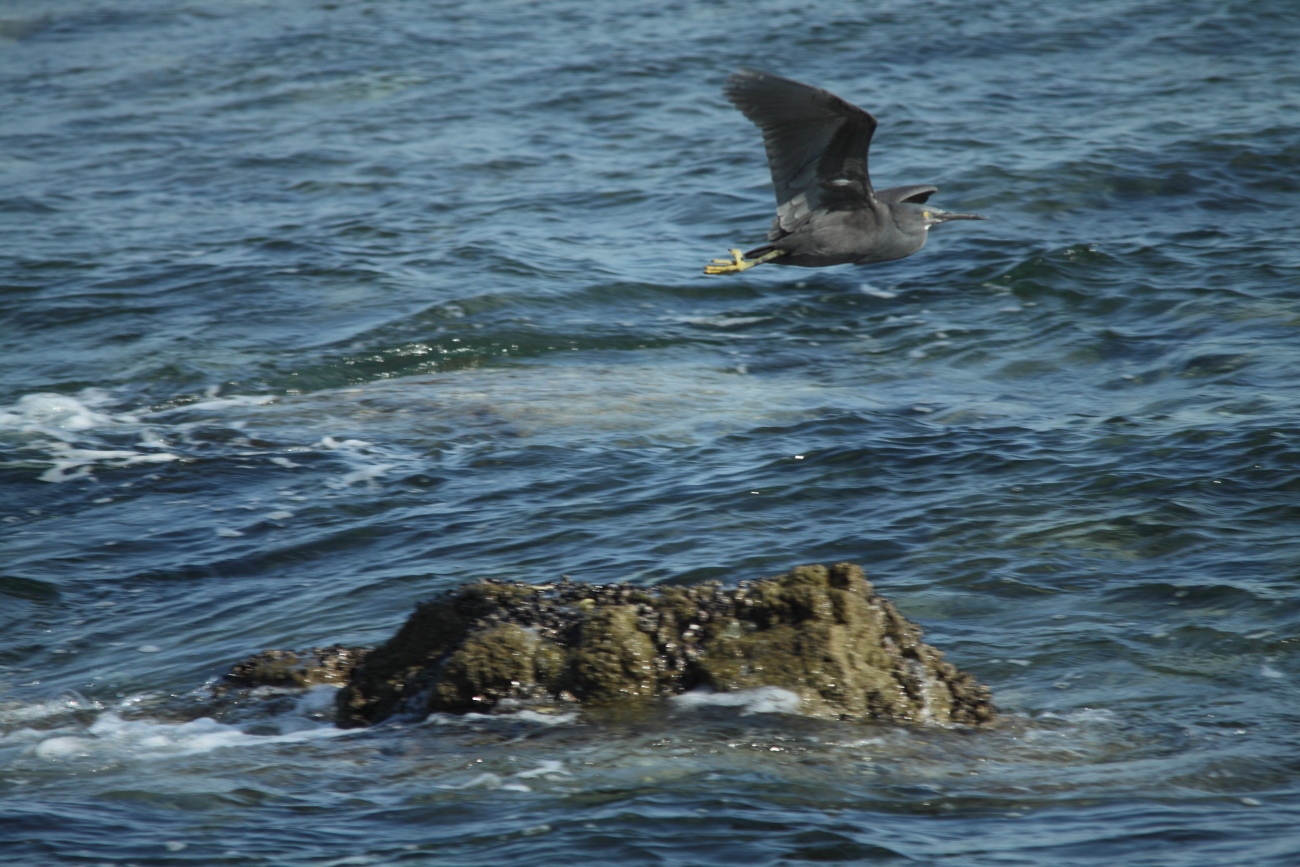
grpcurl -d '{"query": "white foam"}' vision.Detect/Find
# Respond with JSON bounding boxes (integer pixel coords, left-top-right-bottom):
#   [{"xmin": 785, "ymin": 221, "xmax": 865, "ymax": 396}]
[
  {"xmin": 423, "ymin": 709, "xmax": 578, "ymax": 727},
  {"xmin": 0, "ymin": 390, "xmax": 179, "ymax": 483},
  {"xmin": 511, "ymin": 709, "xmax": 578, "ymax": 725},
  {"xmin": 453, "ymin": 772, "xmax": 520, "ymax": 791},
  {"xmin": 669, "ymin": 314, "xmax": 771, "ymax": 328},
  {"xmin": 859, "ymin": 284, "xmax": 899, "ymax": 299},
  {"xmin": 515, "ymin": 759, "xmax": 570, "ymax": 779},
  {"xmin": 0, "ymin": 390, "xmax": 134, "ymax": 435},
  {"xmin": 1, "ymin": 387, "xmax": 400, "ymax": 486},
  {"xmin": 463, "ymin": 772, "xmax": 503, "ymax": 788},
  {"xmin": 1034, "ymin": 707, "xmax": 1119, "ymax": 724},
  {"xmin": 0, "ymin": 691, "xmax": 104, "ymax": 726},
  {"xmin": 15, "ymin": 709, "xmax": 349, "ymax": 763},
  {"xmin": 442, "ymin": 759, "xmax": 569, "ymax": 793},
  {"xmin": 670, "ymin": 686, "xmax": 802, "ymax": 715},
  {"xmin": 338, "ymin": 464, "xmax": 394, "ymax": 486},
  {"xmin": 0, "ymin": 364, "xmax": 886, "ymax": 488},
  {"xmin": 306, "ymin": 436, "xmax": 400, "ymax": 486},
  {"xmin": 319, "ymin": 437, "xmax": 373, "ymax": 449},
  {"xmin": 37, "ymin": 443, "xmax": 179, "ymax": 483},
  {"xmin": 33, "ymin": 735, "xmax": 97, "ymax": 759},
  {"xmin": 153, "ymin": 394, "xmax": 277, "ymax": 414}
]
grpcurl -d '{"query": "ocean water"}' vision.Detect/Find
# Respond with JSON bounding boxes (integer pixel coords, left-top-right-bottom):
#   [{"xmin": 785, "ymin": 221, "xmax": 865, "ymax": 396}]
[{"xmin": 3, "ymin": 0, "xmax": 1300, "ymax": 863}]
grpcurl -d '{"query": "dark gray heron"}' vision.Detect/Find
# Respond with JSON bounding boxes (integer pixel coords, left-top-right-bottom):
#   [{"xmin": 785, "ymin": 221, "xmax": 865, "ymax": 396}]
[{"xmin": 704, "ymin": 68, "xmax": 986, "ymax": 275}]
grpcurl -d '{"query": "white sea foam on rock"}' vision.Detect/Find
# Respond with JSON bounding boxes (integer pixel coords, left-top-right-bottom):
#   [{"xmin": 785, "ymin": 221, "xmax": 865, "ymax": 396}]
[{"xmin": 670, "ymin": 686, "xmax": 802, "ymax": 715}]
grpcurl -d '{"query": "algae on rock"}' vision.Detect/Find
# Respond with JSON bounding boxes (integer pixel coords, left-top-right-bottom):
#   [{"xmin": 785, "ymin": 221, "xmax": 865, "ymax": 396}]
[{"xmin": 334, "ymin": 563, "xmax": 994, "ymax": 728}]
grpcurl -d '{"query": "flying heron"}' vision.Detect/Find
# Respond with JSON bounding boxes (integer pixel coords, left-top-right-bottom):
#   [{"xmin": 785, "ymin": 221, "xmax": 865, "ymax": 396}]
[{"xmin": 704, "ymin": 68, "xmax": 986, "ymax": 275}]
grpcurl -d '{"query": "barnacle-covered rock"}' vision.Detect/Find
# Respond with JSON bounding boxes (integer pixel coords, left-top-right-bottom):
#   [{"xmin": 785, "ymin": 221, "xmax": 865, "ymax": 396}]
[
  {"xmin": 214, "ymin": 644, "xmax": 370, "ymax": 696},
  {"xmin": 334, "ymin": 563, "xmax": 994, "ymax": 728}
]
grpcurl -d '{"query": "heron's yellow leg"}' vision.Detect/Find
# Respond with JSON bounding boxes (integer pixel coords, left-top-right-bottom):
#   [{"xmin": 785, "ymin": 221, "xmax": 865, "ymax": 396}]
[{"xmin": 703, "ymin": 248, "xmax": 784, "ymax": 275}]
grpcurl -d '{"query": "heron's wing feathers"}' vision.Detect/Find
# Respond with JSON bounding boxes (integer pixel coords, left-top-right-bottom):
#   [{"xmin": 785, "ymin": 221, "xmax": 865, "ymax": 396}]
[
  {"xmin": 724, "ymin": 68, "xmax": 877, "ymax": 228},
  {"xmin": 876, "ymin": 184, "xmax": 937, "ymax": 205}
]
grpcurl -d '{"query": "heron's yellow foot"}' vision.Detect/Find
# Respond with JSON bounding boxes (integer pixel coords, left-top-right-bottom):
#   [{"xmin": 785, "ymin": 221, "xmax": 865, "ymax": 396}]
[{"xmin": 702, "ymin": 248, "xmax": 783, "ymax": 275}]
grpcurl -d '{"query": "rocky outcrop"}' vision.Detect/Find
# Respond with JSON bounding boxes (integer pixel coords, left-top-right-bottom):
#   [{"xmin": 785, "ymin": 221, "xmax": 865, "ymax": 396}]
[
  {"xmin": 332, "ymin": 563, "xmax": 994, "ymax": 728},
  {"xmin": 213, "ymin": 645, "xmax": 370, "ymax": 696}
]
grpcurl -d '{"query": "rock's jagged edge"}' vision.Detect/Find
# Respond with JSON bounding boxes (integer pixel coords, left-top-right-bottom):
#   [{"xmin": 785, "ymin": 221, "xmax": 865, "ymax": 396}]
[{"xmin": 328, "ymin": 563, "xmax": 995, "ymax": 728}]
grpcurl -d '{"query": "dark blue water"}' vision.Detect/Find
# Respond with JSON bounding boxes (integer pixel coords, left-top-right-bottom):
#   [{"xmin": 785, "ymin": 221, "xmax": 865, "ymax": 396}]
[{"xmin": 3, "ymin": 0, "xmax": 1300, "ymax": 864}]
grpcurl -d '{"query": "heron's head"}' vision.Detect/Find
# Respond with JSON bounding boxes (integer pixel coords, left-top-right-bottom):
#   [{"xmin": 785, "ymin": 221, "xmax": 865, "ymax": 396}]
[{"xmin": 890, "ymin": 203, "xmax": 987, "ymax": 242}]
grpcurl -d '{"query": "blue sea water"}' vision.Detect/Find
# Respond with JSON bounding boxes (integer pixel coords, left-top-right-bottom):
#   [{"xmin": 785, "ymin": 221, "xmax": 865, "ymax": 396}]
[{"xmin": 3, "ymin": 0, "xmax": 1300, "ymax": 863}]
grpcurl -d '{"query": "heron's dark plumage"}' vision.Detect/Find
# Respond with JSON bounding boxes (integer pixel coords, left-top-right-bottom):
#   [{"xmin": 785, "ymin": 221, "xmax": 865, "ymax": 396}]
[{"xmin": 703, "ymin": 69, "xmax": 986, "ymax": 275}]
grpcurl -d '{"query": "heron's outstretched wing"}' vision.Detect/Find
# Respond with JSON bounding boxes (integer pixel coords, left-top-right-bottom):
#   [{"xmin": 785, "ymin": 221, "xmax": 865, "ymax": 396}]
[{"xmin": 724, "ymin": 68, "xmax": 877, "ymax": 229}]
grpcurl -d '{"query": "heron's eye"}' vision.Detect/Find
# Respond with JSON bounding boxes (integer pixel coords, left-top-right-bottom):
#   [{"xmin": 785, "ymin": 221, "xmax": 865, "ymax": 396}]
[{"xmin": 922, "ymin": 211, "xmax": 931, "ymax": 219}]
